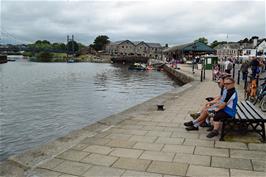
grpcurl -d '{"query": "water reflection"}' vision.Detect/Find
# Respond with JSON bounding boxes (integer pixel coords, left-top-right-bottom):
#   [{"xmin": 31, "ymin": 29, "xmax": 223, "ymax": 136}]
[{"xmin": 0, "ymin": 61, "xmax": 179, "ymax": 161}]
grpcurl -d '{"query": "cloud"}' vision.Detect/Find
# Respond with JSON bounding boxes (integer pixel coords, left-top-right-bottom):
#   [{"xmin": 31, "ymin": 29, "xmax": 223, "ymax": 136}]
[{"xmin": 1, "ymin": 0, "xmax": 265, "ymax": 45}]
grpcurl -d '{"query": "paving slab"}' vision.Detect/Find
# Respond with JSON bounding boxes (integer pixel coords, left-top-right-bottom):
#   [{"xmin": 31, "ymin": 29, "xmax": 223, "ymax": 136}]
[
  {"xmin": 107, "ymin": 139, "xmax": 137, "ymax": 148},
  {"xmin": 38, "ymin": 158, "xmax": 64, "ymax": 170},
  {"xmin": 106, "ymin": 133, "xmax": 133, "ymax": 140},
  {"xmin": 252, "ymin": 159, "xmax": 266, "ymax": 172},
  {"xmin": 83, "ymin": 145, "xmax": 113, "ymax": 155},
  {"xmin": 133, "ymin": 142, "xmax": 164, "ymax": 151},
  {"xmin": 162, "ymin": 144, "xmax": 194, "ymax": 154},
  {"xmin": 248, "ymin": 143, "xmax": 266, "ymax": 152},
  {"xmin": 146, "ymin": 131, "xmax": 172, "ymax": 137},
  {"xmin": 211, "ymin": 156, "xmax": 252, "ymax": 170},
  {"xmin": 27, "ymin": 168, "xmax": 61, "ymax": 177},
  {"xmin": 80, "ymin": 153, "xmax": 118, "ymax": 166},
  {"xmin": 111, "ymin": 128, "xmax": 148, "ymax": 136},
  {"xmin": 112, "ymin": 157, "xmax": 151, "ymax": 171},
  {"xmin": 194, "ymin": 146, "xmax": 229, "ymax": 157},
  {"xmin": 121, "ymin": 170, "xmax": 162, "ymax": 177},
  {"xmin": 79, "ymin": 137, "xmax": 111, "ymax": 145},
  {"xmin": 59, "ymin": 174, "xmax": 79, "ymax": 177},
  {"xmin": 71, "ymin": 143, "xmax": 88, "ymax": 151},
  {"xmin": 147, "ymin": 160, "xmax": 188, "ymax": 176},
  {"xmin": 53, "ymin": 161, "xmax": 91, "ymax": 176},
  {"xmin": 230, "ymin": 169, "xmax": 266, "ymax": 177},
  {"xmin": 83, "ymin": 166, "xmax": 125, "ymax": 177},
  {"xmin": 187, "ymin": 165, "xmax": 229, "ymax": 177},
  {"xmin": 230, "ymin": 149, "xmax": 266, "ymax": 160},
  {"xmin": 173, "ymin": 154, "xmax": 210, "ymax": 166},
  {"xmin": 129, "ymin": 135, "xmax": 158, "ymax": 143},
  {"xmin": 56, "ymin": 149, "xmax": 89, "ymax": 161},
  {"xmin": 110, "ymin": 148, "xmax": 143, "ymax": 158},
  {"xmin": 139, "ymin": 151, "xmax": 175, "ymax": 162},
  {"xmin": 215, "ymin": 141, "xmax": 248, "ymax": 150},
  {"xmin": 171, "ymin": 132, "xmax": 199, "ymax": 139},
  {"xmin": 155, "ymin": 137, "xmax": 184, "ymax": 145},
  {"xmin": 184, "ymin": 138, "xmax": 214, "ymax": 147}
]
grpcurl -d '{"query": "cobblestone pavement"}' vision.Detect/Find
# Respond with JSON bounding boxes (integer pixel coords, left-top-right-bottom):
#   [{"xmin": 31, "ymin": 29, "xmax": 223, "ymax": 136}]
[{"xmin": 14, "ymin": 66, "xmax": 266, "ymax": 177}]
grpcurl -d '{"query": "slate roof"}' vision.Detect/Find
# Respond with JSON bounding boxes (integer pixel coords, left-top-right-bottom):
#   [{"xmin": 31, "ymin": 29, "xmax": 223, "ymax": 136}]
[
  {"xmin": 163, "ymin": 42, "xmax": 215, "ymax": 53},
  {"xmin": 109, "ymin": 40, "xmax": 162, "ymax": 48}
]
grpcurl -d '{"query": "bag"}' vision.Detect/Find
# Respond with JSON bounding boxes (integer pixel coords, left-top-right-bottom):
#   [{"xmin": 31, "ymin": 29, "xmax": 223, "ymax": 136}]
[
  {"xmin": 227, "ymin": 62, "xmax": 233, "ymax": 70},
  {"xmin": 256, "ymin": 67, "xmax": 260, "ymax": 74}
]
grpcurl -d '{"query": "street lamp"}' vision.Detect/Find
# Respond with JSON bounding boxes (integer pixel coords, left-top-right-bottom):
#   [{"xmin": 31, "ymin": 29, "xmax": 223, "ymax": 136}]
[{"xmin": 192, "ymin": 42, "xmax": 197, "ymax": 74}]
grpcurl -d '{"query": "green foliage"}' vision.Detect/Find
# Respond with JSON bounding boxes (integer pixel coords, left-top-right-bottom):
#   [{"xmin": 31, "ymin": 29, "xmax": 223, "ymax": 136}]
[
  {"xmin": 22, "ymin": 51, "xmax": 33, "ymax": 57},
  {"xmin": 36, "ymin": 51, "xmax": 53, "ymax": 62},
  {"xmin": 66, "ymin": 40, "xmax": 79, "ymax": 54},
  {"xmin": 91, "ymin": 35, "xmax": 110, "ymax": 51},
  {"xmin": 210, "ymin": 40, "xmax": 227, "ymax": 48},
  {"xmin": 194, "ymin": 37, "xmax": 208, "ymax": 45}
]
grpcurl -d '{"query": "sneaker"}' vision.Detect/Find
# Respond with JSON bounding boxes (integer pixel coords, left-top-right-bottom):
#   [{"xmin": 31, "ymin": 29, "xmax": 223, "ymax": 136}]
[
  {"xmin": 206, "ymin": 130, "xmax": 219, "ymax": 138},
  {"xmin": 185, "ymin": 126, "xmax": 199, "ymax": 131},
  {"xmin": 184, "ymin": 121, "xmax": 193, "ymax": 127},
  {"xmin": 190, "ymin": 113, "xmax": 200, "ymax": 119},
  {"xmin": 206, "ymin": 125, "xmax": 214, "ymax": 132},
  {"xmin": 200, "ymin": 122, "xmax": 211, "ymax": 127}
]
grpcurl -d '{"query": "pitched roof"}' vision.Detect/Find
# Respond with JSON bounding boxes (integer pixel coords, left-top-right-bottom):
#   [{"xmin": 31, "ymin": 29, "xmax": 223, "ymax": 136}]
[
  {"xmin": 163, "ymin": 42, "xmax": 215, "ymax": 53},
  {"xmin": 109, "ymin": 40, "xmax": 162, "ymax": 48}
]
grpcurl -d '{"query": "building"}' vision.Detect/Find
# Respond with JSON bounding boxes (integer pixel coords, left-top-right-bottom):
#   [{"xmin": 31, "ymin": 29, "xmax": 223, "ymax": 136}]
[
  {"xmin": 214, "ymin": 42, "xmax": 240, "ymax": 60},
  {"xmin": 163, "ymin": 41, "xmax": 215, "ymax": 61},
  {"xmin": 105, "ymin": 40, "xmax": 163, "ymax": 59},
  {"xmin": 215, "ymin": 37, "xmax": 266, "ymax": 60}
]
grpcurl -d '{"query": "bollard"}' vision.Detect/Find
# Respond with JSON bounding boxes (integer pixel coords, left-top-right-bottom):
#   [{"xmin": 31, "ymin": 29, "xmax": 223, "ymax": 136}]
[
  {"xmin": 256, "ymin": 75, "xmax": 259, "ymax": 86},
  {"xmin": 201, "ymin": 69, "xmax": 203, "ymax": 82},
  {"xmin": 232, "ymin": 64, "xmax": 235, "ymax": 79},
  {"xmin": 237, "ymin": 70, "xmax": 240, "ymax": 85},
  {"xmin": 244, "ymin": 77, "xmax": 248, "ymax": 90},
  {"xmin": 203, "ymin": 67, "xmax": 206, "ymax": 80}
]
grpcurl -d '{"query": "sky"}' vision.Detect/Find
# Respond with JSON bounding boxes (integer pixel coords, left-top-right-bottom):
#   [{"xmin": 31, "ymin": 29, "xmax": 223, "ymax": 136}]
[{"xmin": 0, "ymin": 0, "xmax": 265, "ymax": 45}]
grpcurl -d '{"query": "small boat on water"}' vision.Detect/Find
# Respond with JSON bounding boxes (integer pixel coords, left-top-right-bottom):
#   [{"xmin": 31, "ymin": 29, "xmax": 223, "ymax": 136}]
[
  {"xmin": 7, "ymin": 59, "xmax": 16, "ymax": 62},
  {"xmin": 128, "ymin": 63, "xmax": 146, "ymax": 71},
  {"xmin": 67, "ymin": 59, "xmax": 75, "ymax": 63},
  {"xmin": 0, "ymin": 55, "xmax": 7, "ymax": 64}
]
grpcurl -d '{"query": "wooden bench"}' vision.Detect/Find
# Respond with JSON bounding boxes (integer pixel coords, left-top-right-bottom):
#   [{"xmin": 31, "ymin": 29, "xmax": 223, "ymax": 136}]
[{"xmin": 220, "ymin": 101, "xmax": 266, "ymax": 142}]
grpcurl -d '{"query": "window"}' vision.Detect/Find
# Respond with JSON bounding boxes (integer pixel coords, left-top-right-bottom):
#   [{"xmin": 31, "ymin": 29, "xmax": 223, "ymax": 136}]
[{"xmin": 122, "ymin": 46, "xmax": 124, "ymax": 48}]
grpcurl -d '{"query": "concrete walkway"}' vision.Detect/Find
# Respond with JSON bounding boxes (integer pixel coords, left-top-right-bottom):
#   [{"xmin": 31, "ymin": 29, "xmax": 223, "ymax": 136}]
[{"xmin": 2, "ymin": 65, "xmax": 266, "ymax": 177}]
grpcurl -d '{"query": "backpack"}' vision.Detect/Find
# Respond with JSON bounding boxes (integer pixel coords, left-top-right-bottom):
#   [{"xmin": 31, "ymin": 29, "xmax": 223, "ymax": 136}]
[{"xmin": 227, "ymin": 62, "xmax": 233, "ymax": 70}]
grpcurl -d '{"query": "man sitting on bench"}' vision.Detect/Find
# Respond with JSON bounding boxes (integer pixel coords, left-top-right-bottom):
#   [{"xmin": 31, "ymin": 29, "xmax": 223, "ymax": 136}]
[
  {"xmin": 206, "ymin": 77, "xmax": 238, "ymax": 138},
  {"xmin": 184, "ymin": 74, "xmax": 230, "ymax": 131}
]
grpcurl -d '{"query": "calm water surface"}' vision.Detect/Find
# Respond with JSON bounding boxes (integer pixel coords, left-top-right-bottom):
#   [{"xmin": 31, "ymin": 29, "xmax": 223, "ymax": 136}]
[{"xmin": 0, "ymin": 59, "xmax": 179, "ymax": 160}]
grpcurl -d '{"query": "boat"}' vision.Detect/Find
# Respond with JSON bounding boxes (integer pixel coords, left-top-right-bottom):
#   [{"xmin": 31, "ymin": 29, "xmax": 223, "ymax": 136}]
[
  {"xmin": 7, "ymin": 59, "xmax": 16, "ymax": 62},
  {"xmin": 128, "ymin": 63, "xmax": 146, "ymax": 71},
  {"xmin": 0, "ymin": 55, "xmax": 8, "ymax": 64},
  {"xmin": 67, "ymin": 59, "xmax": 75, "ymax": 63}
]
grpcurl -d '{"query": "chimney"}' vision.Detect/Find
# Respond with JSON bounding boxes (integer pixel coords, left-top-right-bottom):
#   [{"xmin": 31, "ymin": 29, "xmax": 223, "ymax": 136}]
[{"xmin": 252, "ymin": 36, "xmax": 258, "ymax": 48}]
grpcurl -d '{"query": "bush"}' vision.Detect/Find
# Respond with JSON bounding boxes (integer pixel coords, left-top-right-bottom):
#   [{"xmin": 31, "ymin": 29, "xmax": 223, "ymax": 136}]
[{"xmin": 36, "ymin": 52, "xmax": 53, "ymax": 62}]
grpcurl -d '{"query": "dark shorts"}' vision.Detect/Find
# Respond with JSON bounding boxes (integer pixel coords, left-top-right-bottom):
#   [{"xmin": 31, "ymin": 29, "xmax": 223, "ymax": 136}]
[{"xmin": 213, "ymin": 110, "xmax": 232, "ymax": 121}]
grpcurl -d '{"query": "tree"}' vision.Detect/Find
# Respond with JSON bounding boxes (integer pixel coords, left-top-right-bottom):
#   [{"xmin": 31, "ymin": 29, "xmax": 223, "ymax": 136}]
[
  {"xmin": 66, "ymin": 40, "xmax": 79, "ymax": 54},
  {"xmin": 194, "ymin": 37, "xmax": 208, "ymax": 45},
  {"xmin": 91, "ymin": 35, "xmax": 110, "ymax": 51}
]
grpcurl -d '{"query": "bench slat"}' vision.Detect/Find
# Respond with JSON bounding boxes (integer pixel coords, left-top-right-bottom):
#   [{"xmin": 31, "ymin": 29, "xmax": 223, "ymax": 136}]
[
  {"xmin": 237, "ymin": 103, "xmax": 254, "ymax": 120},
  {"xmin": 246, "ymin": 101, "xmax": 266, "ymax": 120},
  {"xmin": 241, "ymin": 101, "xmax": 264, "ymax": 120},
  {"xmin": 236, "ymin": 104, "xmax": 249, "ymax": 121}
]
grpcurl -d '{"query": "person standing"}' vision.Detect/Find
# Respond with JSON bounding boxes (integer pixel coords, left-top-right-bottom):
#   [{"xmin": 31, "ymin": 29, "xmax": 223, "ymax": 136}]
[
  {"xmin": 224, "ymin": 59, "xmax": 233, "ymax": 74},
  {"xmin": 240, "ymin": 60, "xmax": 249, "ymax": 81},
  {"xmin": 250, "ymin": 57, "xmax": 260, "ymax": 78}
]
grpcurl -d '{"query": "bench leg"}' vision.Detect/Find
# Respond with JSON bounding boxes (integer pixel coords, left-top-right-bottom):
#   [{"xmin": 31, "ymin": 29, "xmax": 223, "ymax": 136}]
[
  {"xmin": 220, "ymin": 121, "xmax": 226, "ymax": 141},
  {"xmin": 261, "ymin": 123, "xmax": 266, "ymax": 143}
]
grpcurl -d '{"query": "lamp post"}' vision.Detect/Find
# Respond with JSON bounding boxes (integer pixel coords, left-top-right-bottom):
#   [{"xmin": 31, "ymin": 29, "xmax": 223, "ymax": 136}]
[{"xmin": 192, "ymin": 42, "xmax": 196, "ymax": 74}]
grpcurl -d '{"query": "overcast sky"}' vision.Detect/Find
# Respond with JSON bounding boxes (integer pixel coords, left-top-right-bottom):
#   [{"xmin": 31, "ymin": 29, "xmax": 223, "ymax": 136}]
[{"xmin": 1, "ymin": 0, "xmax": 265, "ymax": 45}]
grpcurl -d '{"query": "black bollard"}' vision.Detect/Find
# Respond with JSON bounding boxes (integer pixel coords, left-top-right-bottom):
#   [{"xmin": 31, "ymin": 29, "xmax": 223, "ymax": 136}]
[
  {"xmin": 244, "ymin": 77, "xmax": 248, "ymax": 90},
  {"xmin": 256, "ymin": 75, "xmax": 259, "ymax": 86},
  {"xmin": 201, "ymin": 69, "xmax": 203, "ymax": 82},
  {"xmin": 203, "ymin": 67, "xmax": 206, "ymax": 80},
  {"xmin": 232, "ymin": 64, "xmax": 235, "ymax": 79},
  {"xmin": 237, "ymin": 70, "xmax": 240, "ymax": 85}
]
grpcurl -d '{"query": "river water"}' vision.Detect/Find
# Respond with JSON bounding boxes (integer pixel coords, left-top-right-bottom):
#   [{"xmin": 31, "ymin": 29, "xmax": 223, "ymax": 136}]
[{"xmin": 0, "ymin": 59, "xmax": 179, "ymax": 161}]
